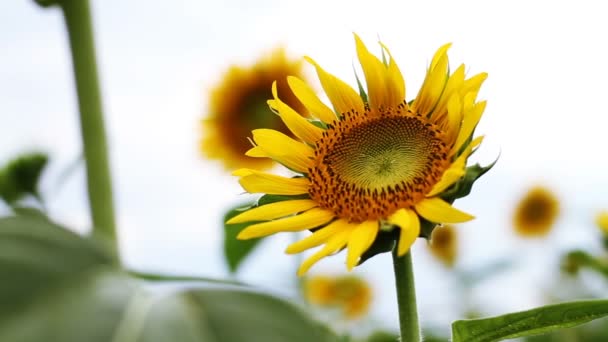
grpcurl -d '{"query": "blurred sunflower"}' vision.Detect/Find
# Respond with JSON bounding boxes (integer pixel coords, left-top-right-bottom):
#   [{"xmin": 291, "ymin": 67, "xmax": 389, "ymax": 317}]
[
  {"xmin": 428, "ymin": 225, "xmax": 458, "ymax": 267},
  {"xmin": 228, "ymin": 34, "xmax": 489, "ymax": 274},
  {"xmin": 201, "ymin": 48, "xmax": 308, "ymax": 170},
  {"xmin": 596, "ymin": 211, "xmax": 608, "ymax": 235},
  {"xmin": 304, "ymin": 274, "xmax": 372, "ymax": 319},
  {"xmin": 513, "ymin": 186, "xmax": 560, "ymax": 237}
]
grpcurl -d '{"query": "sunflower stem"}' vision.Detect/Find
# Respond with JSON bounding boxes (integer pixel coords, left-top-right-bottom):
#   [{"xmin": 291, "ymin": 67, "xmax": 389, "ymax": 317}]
[
  {"xmin": 59, "ymin": 0, "xmax": 118, "ymax": 251},
  {"xmin": 392, "ymin": 249, "xmax": 421, "ymax": 342}
]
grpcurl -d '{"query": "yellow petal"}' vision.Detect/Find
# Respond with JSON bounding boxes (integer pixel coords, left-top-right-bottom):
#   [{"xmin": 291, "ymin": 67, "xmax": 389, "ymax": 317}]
[
  {"xmin": 413, "ymin": 45, "xmax": 451, "ymax": 116},
  {"xmin": 305, "ymin": 56, "xmax": 365, "ymax": 116},
  {"xmin": 426, "ymin": 167, "xmax": 465, "ymax": 198},
  {"xmin": 432, "ymin": 64, "xmax": 465, "ymax": 123},
  {"xmin": 250, "ymin": 129, "xmax": 313, "ymax": 172},
  {"xmin": 287, "ymin": 76, "xmax": 336, "ymax": 124},
  {"xmin": 354, "ymin": 34, "xmax": 392, "ymax": 109},
  {"xmin": 237, "ymin": 208, "xmax": 335, "ymax": 239},
  {"xmin": 268, "ymin": 82, "xmax": 323, "ymax": 145},
  {"xmin": 346, "ymin": 220, "xmax": 378, "ymax": 270},
  {"xmin": 415, "ymin": 198, "xmax": 475, "ymax": 223},
  {"xmin": 388, "ymin": 209, "xmax": 420, "ymax": 256},
  {"xmin": 379, "ymin": 41, "xmax": 406, "ymax": 104},
  {"xmin": 452, "ymin": 101, "xmax": 487, "ymax": 155},
  {"xmin": 286, "ymin": 218, "xmax": 354, "ymax": 254},
  {"xmin": 235, "ymin": 168, "xmax": 309, "ymax": 195},
  {"xmin": 297, "ymin": 229, "xmax": 352, "ymax": 276},
  {"xmin": 444, "ymin": 94, "xmax": 463, "ymax": 142},
  {"xmin": 461, "ymin": 72, "xmax": 488, "ymax": 97},
  {"xmin": 245, "ymin": 146, "xmax": 267, "ymax": 158},
  {"xmin": 227, "ymin": 199, "xmax": 318, "ymax": 224}
]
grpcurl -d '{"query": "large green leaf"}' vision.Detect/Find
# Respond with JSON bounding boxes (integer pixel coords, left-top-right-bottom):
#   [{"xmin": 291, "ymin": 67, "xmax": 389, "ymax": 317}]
[
  {"xmin": 0, "ymin": 216, "xmax": 337, "ymax": 342},
  {"xmin": 452, "ymin": 299, "xmax": 608, "ymax": 342}
]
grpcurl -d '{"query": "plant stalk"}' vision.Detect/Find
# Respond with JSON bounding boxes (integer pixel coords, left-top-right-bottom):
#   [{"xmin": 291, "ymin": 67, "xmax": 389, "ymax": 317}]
[
  {"xmin": 392, "ymin": 249, "xmax": 421, "ymax": 342},
  {"xmin": 60, "ymin": 0, "xmax": 117, "ymax": 249}
]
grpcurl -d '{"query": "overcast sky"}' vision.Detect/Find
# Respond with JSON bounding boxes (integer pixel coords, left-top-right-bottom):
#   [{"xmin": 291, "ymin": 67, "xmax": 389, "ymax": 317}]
[{"xmin": 2, "ymin": 0, "xmax": 608, "ymax": 334}]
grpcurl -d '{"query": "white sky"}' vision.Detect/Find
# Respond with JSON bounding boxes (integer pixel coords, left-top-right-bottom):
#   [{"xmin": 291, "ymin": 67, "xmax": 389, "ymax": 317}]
[{"xmin": 2, "ymin": 0, "xmax": 608, "ymax": 334}]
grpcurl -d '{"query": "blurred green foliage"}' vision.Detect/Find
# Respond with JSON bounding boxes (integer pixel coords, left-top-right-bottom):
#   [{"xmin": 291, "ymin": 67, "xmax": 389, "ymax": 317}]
[
  {"xmin": 0, "ymin": 152, "xmax": 48, "ymax": 206},
  {"xmin": 0, "ymin": 215, "xmax": 339, "ymax": 342}
]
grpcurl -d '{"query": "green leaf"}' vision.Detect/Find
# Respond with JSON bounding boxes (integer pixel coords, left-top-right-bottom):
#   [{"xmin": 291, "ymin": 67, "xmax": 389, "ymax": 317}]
[
  {"xmin": 223, "ymin": 202, "xmax": 265, "ymax": 273},
  {"xmin": 0, "ymin": 215, "xmax": 338, "ymax": 342},
  {"xmin": 452, "ymin": 299, "xmax": 608, "ymax": 342},
  {"xmin": 0, "ymin": 152, "xmax": 49, "ymax": 205}
]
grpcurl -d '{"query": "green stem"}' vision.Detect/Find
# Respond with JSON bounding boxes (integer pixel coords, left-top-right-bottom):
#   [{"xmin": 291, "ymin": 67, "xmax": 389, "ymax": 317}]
[
  {"xmin": 60, "ymin": 0, "xmax": 117, "ymax": 248},
  {"xmin": 392, "ymin": 249, "xmax": 421, "ymax": 342}
]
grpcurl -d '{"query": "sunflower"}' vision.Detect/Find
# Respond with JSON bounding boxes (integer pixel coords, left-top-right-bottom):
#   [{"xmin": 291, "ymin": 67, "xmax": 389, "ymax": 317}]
[
  {"xmin": 427, "ymin": 225, "xmax": 458, "ymax": 267},
  {"xmin": 513, "ymin": 186, "xmax": 560, "ymax": 237},
  {"xmin": 201, "ymin": 48, "xmax": 308, "ymax": 170},
  {"xmin": 228, "ymin": 34, "xmax": 489, "ymax": 275},
  {"xmin": 304, "ymin": 274, "xmax": 372, "ymax": 319}
]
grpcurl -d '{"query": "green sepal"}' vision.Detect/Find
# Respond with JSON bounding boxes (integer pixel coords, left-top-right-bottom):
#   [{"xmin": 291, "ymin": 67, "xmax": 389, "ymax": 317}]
[
  {"xmin": 0, "ymin": 152, "xmax": 49, "ymax": 206},
  {"xmin": 310, "ymin": 119, "xmax": 328, "ymax": 129},
  {"xmin": 256, "ymin": 194, "xmax": 310, "ymax": 206},
  {"xmin": 353, "ymin": 65, "xmax": 369, "ymax": 104},
  {"xmin": 359, "ymin": 218, "xmax": 437, "ymax": 265},
  {"xmin": 441, "ymin": 158, "xmax": 498, "ymax": 203},
  {"xmin": 358, "ymin": 229, "xmax": 397, "ymax": 265}
]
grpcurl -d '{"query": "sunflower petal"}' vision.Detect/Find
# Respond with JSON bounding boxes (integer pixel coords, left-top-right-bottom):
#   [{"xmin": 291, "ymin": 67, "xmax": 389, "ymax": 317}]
[
  {"xmin": 426, "ymin": 168, "xmax": 465, "ymax": 198},
  {"xmin": 444, "ymin": 94, "xmax": 463, "ymax": 142},
  {"xmin": 432, "ymin": 64, "xmax": 465, "ymax": 124},
  {"xmin": 452, "ymin": 100, "xmax": 487, "ymax": 154},
  {"xmin": 245, "ymin": 146, "xmax": 267, "ymax": 158},
  {"xmin": 379, "ymin": 41, "xmax": 405, "ymax": 103},
  {"xmin": 354, "ymin": 34, "xmax": 393, "ymax": 109},
  {"xmin": 297, "ymin": 229, "xmax": 352, "ymax": 276},
  {"xmin": 388, "ymin": 209, "xmax": 420, "ymax": 256},
  {"xmin": 413, "ymin": 44, "xmax": 451, "ymax": 117},
  {"xmin": 346, "ymin": 220, "xmax": 378, "ymax": 270},
  {"xmin": 237, "ymin": 208, "xmax": 335, "ymax": 239},
  {"xmin": 461, "ymin": 72, "xmax": 488, "ymax": 97},
  {"xmin": 305, "ymin": 57, "xmax": 365, "ymax": 116},
  {"xmin": 250, "ymin": 129, "xmax": 313, "ymax": 172},
  {"xmin": 234, "ymin": 168, "xmax": 309, "ymax": 195},
  {"xmin": 415, "ymin": 197, "xmax": 475, "ymax": 223},
  {"xmin": 287, "ymin": 76, "xmax": 336, "ymax": 124},
  {"xmin": 268, "ymin": 82, "xmax": 323, "ymax": 145},
  {"xmin": 286, "ymin": 218, "xmax": 354, "ymax": 254},
  {"xmin": 227, "ymin": 199, "xmax": 318, "ymax": 224}
]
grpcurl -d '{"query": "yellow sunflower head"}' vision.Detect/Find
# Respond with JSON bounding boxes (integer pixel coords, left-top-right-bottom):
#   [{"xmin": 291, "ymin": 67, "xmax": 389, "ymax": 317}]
[
  {"xmin": 201, "ymin": 48, "xmax": 308, "ymax": 170},
  {"xmin": 513, "ymin": 186, "xmax": 560, "ymax": 237},
  {"xmin": 304, "ymin": 274, "xmax": 372, "ymax": 319},
  {"xmin": 427, "ymin": 224, "xmax": 458, "ymax": 267},
  {"xmin": 596, "ymin": 211, "xmax": 608, "ymax": 235},
  {"xmin": 228, "ymin": 34, "xmax": 492, "ymax": 275}
]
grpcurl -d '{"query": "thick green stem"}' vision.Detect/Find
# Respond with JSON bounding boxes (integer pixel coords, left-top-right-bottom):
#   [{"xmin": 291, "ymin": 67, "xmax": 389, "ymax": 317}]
[
  {"xmin": 392, "ymin": 249, "xmax": 421, "ymax": 342},
  {"xmin": 60, "ymin": 0, "xmax": 117, "ymax": 248}
]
